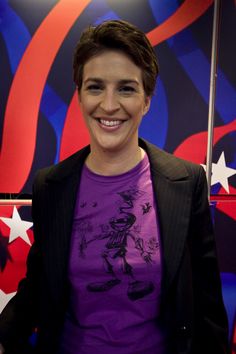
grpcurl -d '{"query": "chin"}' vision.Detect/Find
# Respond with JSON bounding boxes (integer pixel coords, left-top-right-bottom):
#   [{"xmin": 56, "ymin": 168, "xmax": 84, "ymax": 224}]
[
  {"xmin": 100, "ymin": 143, "xmax": 122, "ymax": 153},
  {"xmin": 94, "ymin": 137, "xmax": 125, "ymax": 152}
]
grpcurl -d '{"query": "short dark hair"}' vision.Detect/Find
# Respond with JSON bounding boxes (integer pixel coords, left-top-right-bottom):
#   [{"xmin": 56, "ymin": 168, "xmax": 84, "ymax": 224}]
[{"xmin": 73, "ymin": 20, "xmax": 159, "ymax": 96}]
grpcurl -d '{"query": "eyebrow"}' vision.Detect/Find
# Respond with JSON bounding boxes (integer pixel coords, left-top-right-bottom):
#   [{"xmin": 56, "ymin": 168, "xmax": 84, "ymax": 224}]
[{"xmin": 83, "ymin": 78, "xmax": 140, "ymax": 85}]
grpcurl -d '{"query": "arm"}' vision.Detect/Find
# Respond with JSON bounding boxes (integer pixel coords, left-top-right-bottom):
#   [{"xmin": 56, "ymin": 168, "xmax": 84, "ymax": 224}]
[
  {"xmin": 189, "ymin": 165, "xmax": 229, "ymax": 353},
  {"xmin": 0, "ymin": 343, "xmax": 5, "ymax": 353}
]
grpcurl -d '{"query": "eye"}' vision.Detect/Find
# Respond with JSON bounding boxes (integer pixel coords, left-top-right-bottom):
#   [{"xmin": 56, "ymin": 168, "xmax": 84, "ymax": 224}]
[
  {"xmin": 119, "ymin": 85, "xmax": 136, "ymax": 94},
  {"xmin": 86, "ymin": 84, "xmax": 103, "ymax": 93}
]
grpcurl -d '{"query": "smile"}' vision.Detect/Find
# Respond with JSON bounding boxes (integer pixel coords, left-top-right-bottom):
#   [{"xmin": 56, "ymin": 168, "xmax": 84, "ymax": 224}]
[{"xmin": 99, "ymin": 119, "xmax": 124, "ymax": 127}]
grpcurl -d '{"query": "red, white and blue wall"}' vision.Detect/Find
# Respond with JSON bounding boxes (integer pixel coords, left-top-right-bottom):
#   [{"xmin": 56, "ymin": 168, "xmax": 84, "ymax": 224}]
[{"xmin": 0, "ymin": 0, "xmax": 235, "ymax": 351}]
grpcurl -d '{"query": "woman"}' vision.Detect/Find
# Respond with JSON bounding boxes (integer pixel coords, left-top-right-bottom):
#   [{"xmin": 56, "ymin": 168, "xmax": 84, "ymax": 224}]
[{"xmin": 0, "ymin": 20, "xmax": 229, "ymax": 354}]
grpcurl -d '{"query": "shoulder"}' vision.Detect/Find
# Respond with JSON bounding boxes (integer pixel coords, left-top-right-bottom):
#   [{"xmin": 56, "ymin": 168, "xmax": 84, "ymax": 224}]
[
  {"xmin": 32, "ymin": 145, "xmax": 90, "ymax": 189},
  {"xmin": 140, "ymin": 138, "xmax": 204, "ymax": 182},
  {"xmin": 140, "ymin": 139, "xmax": 209, "ymax": 212}
]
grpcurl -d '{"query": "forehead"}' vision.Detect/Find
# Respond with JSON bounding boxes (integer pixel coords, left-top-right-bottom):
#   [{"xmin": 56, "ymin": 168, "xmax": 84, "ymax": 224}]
[{"xmin": 82, "ymin": 50, "xmax": 143, "ymax": 83}]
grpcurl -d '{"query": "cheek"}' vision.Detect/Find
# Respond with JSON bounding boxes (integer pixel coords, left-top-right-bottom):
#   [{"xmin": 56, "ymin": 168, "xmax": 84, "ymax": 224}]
[
  {"xmin": 80, "ymin": 98, "xmax": 96, "ymax": 115},
  {"xmin": 124, "ymin": 97, "xmax": 144, "ymax": 112},
  {"xmin": 129, "ymin": 101, "xmax": 147, "ymax": 118}
]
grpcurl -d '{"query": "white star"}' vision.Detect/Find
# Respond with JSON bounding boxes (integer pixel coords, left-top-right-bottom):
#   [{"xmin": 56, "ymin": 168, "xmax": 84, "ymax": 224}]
[
  {"xmin": 0, "ymin": 207, "xmax": 32, "ymax": 245},
  {"xmin": 201, "ymin": 152, "xmax": 236, "ymax": 193},
  {"xmin": 0, "ymin": 289, "xmax": 16, "ymax": 313}
]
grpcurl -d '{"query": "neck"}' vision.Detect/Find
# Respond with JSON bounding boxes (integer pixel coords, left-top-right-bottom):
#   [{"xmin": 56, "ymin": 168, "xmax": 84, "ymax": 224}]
[{"xmin": 86, "ymin": 145, "xmax": 145, "ymax": 176}]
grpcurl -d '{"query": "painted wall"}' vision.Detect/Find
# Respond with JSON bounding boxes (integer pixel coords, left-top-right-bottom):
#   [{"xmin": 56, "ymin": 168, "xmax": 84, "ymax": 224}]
[{"xmin": 0, "ymin": 0, "xmax": 235, "ymax": 351}]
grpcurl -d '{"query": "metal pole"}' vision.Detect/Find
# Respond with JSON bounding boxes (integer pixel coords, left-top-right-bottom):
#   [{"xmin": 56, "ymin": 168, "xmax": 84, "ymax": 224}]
[
  {"xmin": 206, "ymin": 0, "xmax": 221, "ymax": 199},
  {"xmin": 0, "ymin": 200, "xmax": 32, "ymax": 206}
]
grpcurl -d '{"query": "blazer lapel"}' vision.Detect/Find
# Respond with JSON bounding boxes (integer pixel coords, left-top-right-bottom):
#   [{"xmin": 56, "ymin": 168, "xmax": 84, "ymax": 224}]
[
  {"xmin": 140, "ymin": 140, "xmax": 192, "ymax": 300},
  {"xmin": 152, "ymin": 170, "xmax": 192, "ymax": 295},
  {"xmin": 42, "ymin": 146, "xmax": 90, "ymax": 306}
]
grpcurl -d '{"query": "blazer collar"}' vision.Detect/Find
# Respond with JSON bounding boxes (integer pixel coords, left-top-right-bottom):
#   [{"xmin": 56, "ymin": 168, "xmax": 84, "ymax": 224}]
[
  {"xmin": 139, "ymin": 138, "xmax": 189, "ymax": 181},
  {"xmin": 45, "ymin": 138, "xmax": 189, "ymax": 183},
  {"xmin": 140, "ymin": 139, "xmax": 192, "ymax": 301},
  {"xmin": 45, "ymin": 145, "xmax": 91, "ymax": 183}
]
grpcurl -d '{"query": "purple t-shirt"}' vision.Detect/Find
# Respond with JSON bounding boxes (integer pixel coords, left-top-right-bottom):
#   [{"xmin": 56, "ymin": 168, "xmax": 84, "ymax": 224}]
[{"xmin": 59, "ymin": 154, "xmax": 166, "ymax": 354}]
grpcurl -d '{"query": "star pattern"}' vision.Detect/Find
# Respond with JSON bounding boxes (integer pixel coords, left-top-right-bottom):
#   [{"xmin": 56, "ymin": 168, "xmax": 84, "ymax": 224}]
[
  {"xmin": 0, "ymin": 289, "xmax": 16, "ymax": 313},
  {"xmin": 0, "ymin": 207, "xmax": 33, "ymax": 245},
  {"xmin": 202, "ymin": 151, "xmax": 236, "ymax": 193}
]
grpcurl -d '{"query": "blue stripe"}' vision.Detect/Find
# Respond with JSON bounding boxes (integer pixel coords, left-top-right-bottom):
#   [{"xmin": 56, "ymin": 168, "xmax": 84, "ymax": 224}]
[
  {"xmin": 149, "ymin": 0, "xmax": 236, "ymax": 124},
  {"xmin": 0, "ymin": 0, "xmax": 31, "ymax": 72},
  {"xmin": 0, "ymin": 1, "xmax": 68, "ymax": 163},
  {"xmin": 140, "ymin": 80, "xmax": 168, "ymax": 148}
]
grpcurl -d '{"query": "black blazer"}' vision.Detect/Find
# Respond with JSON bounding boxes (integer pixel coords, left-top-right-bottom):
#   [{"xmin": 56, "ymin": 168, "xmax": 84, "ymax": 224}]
[{"xmin": 0, "ymin": 139, "xmax": 229, "ymax": 354}]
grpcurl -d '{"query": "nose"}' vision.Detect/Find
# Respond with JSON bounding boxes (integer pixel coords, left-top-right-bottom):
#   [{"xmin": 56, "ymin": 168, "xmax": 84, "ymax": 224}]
[{"xmin": 100, "ymin": 89, "xmax": 120, "ymax": 113}]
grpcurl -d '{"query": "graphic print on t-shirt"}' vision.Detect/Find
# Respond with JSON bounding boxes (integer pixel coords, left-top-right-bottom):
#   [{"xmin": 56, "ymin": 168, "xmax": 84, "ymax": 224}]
[{"xmin": 74, "ymin": 185, "xmax": 159, "ymax": 301}]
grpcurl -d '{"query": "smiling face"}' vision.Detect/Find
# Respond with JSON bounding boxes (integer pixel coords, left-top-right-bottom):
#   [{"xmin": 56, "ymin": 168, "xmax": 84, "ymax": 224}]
[{"xmin": 78, "ymin": 50, "xmax": 151, "ymax": 156}]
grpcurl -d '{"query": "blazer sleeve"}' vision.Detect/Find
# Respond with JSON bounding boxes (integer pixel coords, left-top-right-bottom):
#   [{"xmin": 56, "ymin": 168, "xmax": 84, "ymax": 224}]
[
  {"xmin": 0, "ymin": 171, "xmax": 43, "ymax": 353},
  {"xmin": 189, "ymin": 165, "xmax": 229, "ymax": 353}
]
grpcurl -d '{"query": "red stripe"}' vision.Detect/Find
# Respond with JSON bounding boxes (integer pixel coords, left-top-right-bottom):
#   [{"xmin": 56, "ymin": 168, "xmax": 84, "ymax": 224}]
[
  {"xmin": 0, "ymin": 0, "xmax": 91, "ymax": 192},
  {"xmin": 211, "ymin": 195, "xmax": 236, "ymax": 201},
  {"xmin": 174, "ymin": 119, "xmax": 236, "ymax": 163},
  {"xmin": 214, "ymin": 187, "xmax": 236, "ymax": 220},
  {"xmin": 147, "ymin": 0, "xmax": 213, "ymax": 46}
]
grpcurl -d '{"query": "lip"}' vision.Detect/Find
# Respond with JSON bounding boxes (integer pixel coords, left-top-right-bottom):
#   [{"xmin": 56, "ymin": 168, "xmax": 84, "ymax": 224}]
[
  {"xmin": 95, "ymin": 117, "xmax": 127, "ymax": 131},
  {"xmin": 94, "ymin": 116, "xmax": 127, "ymax": 121}
]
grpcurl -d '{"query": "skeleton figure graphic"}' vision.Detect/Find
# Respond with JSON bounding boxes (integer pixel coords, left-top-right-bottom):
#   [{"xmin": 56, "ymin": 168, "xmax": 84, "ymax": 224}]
[{"xmin": 78, "ymin": 187, "xmax": 157, "ymax": 300}]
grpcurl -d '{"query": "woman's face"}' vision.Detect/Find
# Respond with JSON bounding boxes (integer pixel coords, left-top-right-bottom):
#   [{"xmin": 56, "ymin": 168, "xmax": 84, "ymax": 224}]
[{"xmin": 79, "ymin": 50, "xmax": 150, "ymax": 155}]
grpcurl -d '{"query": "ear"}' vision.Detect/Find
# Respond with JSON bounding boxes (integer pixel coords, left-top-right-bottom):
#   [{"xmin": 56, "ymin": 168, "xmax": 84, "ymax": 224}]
[
  {"xmin": 143, "ymin": 96, "xmax": 151, "ymax": 115},
  {"xmin": 77, "ymin": 89, "xmax": 81, "ymax": 103}
]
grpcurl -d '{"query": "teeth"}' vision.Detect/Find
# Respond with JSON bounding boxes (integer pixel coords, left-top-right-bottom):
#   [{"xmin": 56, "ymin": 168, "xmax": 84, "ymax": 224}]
[{"xmin": 100, "ymin": 119, "xmax": 122, "ymax": 127}]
